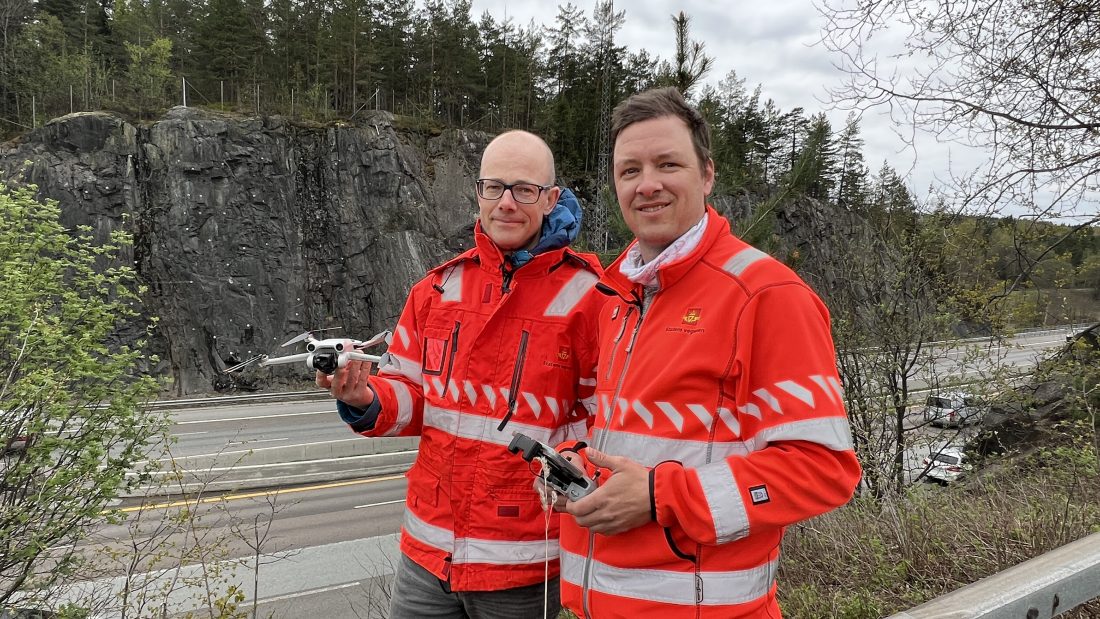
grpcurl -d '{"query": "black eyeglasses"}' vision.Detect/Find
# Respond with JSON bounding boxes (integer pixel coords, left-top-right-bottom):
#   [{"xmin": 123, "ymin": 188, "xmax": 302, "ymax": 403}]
[{"xmin": 476, "ymin": 179, "xmax": 553, "ymax": 204}]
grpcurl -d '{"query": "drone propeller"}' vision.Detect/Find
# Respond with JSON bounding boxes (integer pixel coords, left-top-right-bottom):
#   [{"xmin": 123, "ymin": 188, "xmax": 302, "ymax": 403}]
[
  {"xmin": 223, "ymin": 354, "xmax": 267, "ymax": 374},
  {"xmin": 280, "ymin": 327, "xmax": 342, "ymax": 348},
  {"xmin": 356, "ymin": 330, "xmax": 394, "ymax": 349}
]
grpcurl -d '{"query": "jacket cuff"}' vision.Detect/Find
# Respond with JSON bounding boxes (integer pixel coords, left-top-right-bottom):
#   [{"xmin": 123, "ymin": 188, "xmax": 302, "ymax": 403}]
[
  {"xmin": 648, "ymin": 467, "xmax": 657, "ymax": 521},
  {"xmin": 337, "ymin": 383, "xmax": 381, "ymax": 432}
]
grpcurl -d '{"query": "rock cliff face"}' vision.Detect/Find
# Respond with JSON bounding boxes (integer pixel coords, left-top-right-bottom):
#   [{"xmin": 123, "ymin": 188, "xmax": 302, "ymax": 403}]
[
  {"xmin": 1, "ymin": 108, "xmax": 488, "ymax": 395},
  {"xmin": 1, "ymin": 107, "xmax": 873, "ymax": 396}
]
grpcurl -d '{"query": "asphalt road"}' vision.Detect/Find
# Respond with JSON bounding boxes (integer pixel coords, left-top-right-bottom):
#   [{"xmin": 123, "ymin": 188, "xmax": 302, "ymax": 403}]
[
  {"xmin": 58, "ymin": 325, "xmax": 1079, "ymax": 618},
  {"xmin": 167, "ymin": 398, "xmax": 352, "ymax": 458}
]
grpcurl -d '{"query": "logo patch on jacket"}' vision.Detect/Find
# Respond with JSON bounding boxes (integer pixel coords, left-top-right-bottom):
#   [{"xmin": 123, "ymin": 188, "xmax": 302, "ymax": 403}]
[
  {"xmin": 682, "ymin": 308, "xmax": 702, "ymax": 325},
  {"xmin": 749, "ymin": 484, "xmax": 770, "ymax": 505},
  {"xmin": 558, "ymin": 346, "xmax": 571, "ymax": 361}
]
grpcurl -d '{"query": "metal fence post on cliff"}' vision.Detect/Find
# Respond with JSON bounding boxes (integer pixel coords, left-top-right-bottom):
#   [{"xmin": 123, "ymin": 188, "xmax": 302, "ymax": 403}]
[{"xmin": 182, "ymin": 76, "xmax": 188, "ymax": 107}]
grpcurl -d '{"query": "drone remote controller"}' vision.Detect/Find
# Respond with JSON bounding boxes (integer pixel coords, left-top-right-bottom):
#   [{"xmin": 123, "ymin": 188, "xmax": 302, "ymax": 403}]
[{"xmin": 507, "ymin": 433, "xmax": 596, "ymax": 501}]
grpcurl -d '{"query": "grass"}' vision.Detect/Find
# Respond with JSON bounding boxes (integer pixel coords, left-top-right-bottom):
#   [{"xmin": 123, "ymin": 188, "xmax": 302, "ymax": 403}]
[{"xmin": 779, "ymin": 421, "xmax": 1100, "ymax": 617}]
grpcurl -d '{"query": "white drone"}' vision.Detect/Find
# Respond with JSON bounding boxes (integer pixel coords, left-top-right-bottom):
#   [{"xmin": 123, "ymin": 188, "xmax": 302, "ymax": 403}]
[{"xmin": 224, "ymin": 328, "xmax": 392, "ymax": 375}]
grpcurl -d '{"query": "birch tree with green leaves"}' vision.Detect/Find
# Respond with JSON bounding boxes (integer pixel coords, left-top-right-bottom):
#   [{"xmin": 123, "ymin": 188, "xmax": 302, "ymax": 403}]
[{"xmin": 0, "ymin": 181, "xmax": 166, "ymax": 607}]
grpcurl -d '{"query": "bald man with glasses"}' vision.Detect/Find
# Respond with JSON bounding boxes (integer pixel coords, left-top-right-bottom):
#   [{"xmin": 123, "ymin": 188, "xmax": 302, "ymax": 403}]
[{"xmin": 319, "ymin": 130, "xmax": 606, "ymax": 618}]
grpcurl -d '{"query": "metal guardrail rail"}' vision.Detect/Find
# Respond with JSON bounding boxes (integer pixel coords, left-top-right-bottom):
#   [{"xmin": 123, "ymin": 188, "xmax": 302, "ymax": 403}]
[{"xmin": 888, "ymin": 532, "xmax": 1100, "ymax": 618}]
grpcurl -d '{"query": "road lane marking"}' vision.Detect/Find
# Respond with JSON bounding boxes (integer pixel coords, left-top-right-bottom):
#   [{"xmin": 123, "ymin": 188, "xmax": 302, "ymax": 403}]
[
  {"xmin": 119, "ymin": 475, "xmax": 406, "ymax": 513},
  {"xmin": 227, "ymin": 437, "xmax": 289, "ymax": 446},
  {"xmin": 354, "ymin": 499, "xmax": 406, "ymax": 509},
  {"xmin": 175, "ymin": 410, "xmax": 335, "ymax": 425},
  {"xmin": 245, "ymin": 581, "xmax": 363, "ymax": 606},
  {"xmin": 174, "ymin": 431, "xmax": 208, "ymax": 436}
]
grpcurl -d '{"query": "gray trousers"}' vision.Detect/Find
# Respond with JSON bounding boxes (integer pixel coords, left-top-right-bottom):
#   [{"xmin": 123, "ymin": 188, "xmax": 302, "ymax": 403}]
[{"xmin": 388, "ymin": 553, "xmax": 561, "ymax": 619}]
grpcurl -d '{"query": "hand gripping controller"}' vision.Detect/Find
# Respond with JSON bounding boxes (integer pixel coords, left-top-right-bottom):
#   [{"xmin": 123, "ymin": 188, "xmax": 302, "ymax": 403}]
[{"xmin": 507, "ymin": 432, "xmax": 597, "ymax": 501}]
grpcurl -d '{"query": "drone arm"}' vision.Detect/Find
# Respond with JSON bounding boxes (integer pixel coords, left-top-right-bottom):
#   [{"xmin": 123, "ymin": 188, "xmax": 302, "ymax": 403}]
[
  {"xmin": 341, "ymin": 352, "xmax": 382, "ymax": 366},
  {"xmin": 259, "ymin": 352, "xmax": 311, "ymax": 367}
]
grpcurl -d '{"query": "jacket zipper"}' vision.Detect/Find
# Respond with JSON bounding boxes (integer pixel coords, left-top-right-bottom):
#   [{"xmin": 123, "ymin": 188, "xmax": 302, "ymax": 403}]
[
  {"xmin": 583, "ymin": 292, "xmax": 645, "ymax": 618},
  {"xmin": 604, "ymin": 304, "xmax": 636, "ymax": 381},
  {"xmin": 443, "ymin": 321, "xmax": 461, "ymax": 385},
  {"xmin": 500, "ymin": 263, "xmax": 515, "ymax": 294},
  {"xmin": 496, "ymin": 329, "xmax": 529, "ymax": 431}
]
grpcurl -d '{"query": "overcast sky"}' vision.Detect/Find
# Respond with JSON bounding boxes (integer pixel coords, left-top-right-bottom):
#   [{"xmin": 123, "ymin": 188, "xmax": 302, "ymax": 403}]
[{"xmin": 467, "ymin": 0, "xmax": 984, "ymax": 209}]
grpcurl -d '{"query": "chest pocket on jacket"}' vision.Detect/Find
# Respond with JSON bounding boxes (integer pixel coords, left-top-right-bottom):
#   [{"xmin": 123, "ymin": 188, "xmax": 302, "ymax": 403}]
[{"xmin": 422, "ymin": 322, "xmax": 460, "ymax": 381}]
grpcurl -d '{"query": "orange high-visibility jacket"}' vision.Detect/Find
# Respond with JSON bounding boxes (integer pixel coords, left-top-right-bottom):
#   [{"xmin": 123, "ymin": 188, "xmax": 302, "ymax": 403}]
[
  {"xmin": 353, "ymin": 224, "xmax": 605, "ymax": 591},
  {"xmin": 560, "ymin": 207, "xmax": 861, "ymax": 618}
]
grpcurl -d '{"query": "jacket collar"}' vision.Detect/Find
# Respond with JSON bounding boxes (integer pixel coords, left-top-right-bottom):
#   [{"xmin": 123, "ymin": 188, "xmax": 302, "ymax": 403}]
[
  {"xmin": 428, "ymin": 221, "xmax": 573, "ymax": 280},
  {"xmin": 599, "ymin": 206, "xmax": 729, "ymax": 301}
]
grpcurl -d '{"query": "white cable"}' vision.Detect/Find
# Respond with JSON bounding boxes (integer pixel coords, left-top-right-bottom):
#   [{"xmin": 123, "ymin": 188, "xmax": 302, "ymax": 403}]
[{"xmin": 535, "ymin": 455, "xmax": 559, "ymax": 619}]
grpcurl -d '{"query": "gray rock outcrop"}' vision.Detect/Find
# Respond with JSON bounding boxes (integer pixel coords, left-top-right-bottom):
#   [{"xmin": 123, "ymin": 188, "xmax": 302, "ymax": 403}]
[{"xmin": 1, "ymin": 108, "xmax": 488, "ymax": 395}]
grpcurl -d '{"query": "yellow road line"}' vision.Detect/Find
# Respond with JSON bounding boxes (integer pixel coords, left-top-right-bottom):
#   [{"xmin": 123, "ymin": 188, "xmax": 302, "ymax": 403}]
[{"xmin": 119, "ymin": 475, "xmax": 406, "ymax": 513}]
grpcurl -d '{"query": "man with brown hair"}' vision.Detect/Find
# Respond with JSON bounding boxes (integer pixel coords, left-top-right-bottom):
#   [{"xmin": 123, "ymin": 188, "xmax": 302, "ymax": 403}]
[{"xmin": 555, "ymin": 88, "xmax": 861, "ymax": 618}]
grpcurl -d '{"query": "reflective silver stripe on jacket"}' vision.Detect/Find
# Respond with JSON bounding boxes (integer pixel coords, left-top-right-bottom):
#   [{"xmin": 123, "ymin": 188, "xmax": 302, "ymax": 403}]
[
  {"xmin": 721, "ymin": 247, "xmax": 770, "ymax": 277},
  {"xmin": 592, "ymin": 415, "xmax": 853, "ymax": 468},
  {"xmin": 592, "ymin": 428, "xmax": 756, "ymax": 468},
  {"xmin": 544, "ymin": 270, "xmax": 599, "ymax": 317},
  {"xmin": 439, "ymin": 263, "xmax": 464, "ymax": 302},
  {"xmin": 372, "ymin": 372, "xmax": 417, "ymax": 435},
  {"xmin": 561, "ymin": 549, "xmax": 775, "ymax": 606},
  {"xmin": 424, "ymin": 403, "xmax": 587, "ymax": 448},
  {"xmin": 697, "ymin": 460, "xmax": 749, "ymax": 543},
  {"xmin": 404, "ymin": 510, "xmax": 559, "ymax": 565}
]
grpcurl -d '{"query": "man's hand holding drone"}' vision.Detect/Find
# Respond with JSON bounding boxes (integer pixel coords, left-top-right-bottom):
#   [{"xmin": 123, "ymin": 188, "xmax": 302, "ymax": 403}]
[{"xmin": 316, "ymin": 355, "xmax": 376, "ymax": 409}]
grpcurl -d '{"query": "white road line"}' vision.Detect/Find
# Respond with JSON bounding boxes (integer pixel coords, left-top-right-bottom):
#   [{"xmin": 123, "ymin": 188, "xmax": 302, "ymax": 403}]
[
  {"xmin": 354, "ymin": 499, "xmax": 406, "ymax": 510},
  {"xmin": 174, "ymin": 431, "xmax": 208, "ymax": 436},
  {"xmin": 175, "ymin": 410, "xmax": 334, "ymax": 425},
  {"xmin": 227, "ymin": 438, "xmax": 289, "ymax": 446},
  {"xmin": 245, "ymin": 581, "xmax": 363, "ymax": 606}
]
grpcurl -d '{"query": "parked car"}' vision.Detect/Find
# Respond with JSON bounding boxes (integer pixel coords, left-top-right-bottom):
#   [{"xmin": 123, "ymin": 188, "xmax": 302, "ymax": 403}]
[
  {"xmin": 922, "ymin": 448, "xmax": 971, "ymax": 484},
  {"xmin": 1, "ymin": 409, "xmax": 33, "ymax": 457},
  {"xmin": 922, "ymin": 392, "xmax": 987, "ymax": 427}
]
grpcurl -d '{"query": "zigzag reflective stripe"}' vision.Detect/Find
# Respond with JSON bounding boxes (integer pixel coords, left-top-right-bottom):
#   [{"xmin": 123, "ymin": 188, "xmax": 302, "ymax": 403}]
[
  {"xmin": 439, "ymin": 263, "xmax": 464, "ymax": 302},
  {"xmin": 477, "ymin": 385, "xmax": 495, "ymax": 409},
  {"xmin": 697, "ymin": 460, "xmax": 749, "ymax": 543},
  {"xmin": 403, "ymin": 510, "xmax": 559, "ymax": 565},
  {"xmin": 561, "ymin": 549, "xmax": 775, "ymax": 606},
  {"xmin": 810, "ymin": 375, "xmax": 838, "ymax": 404},
  {"xmin": 395, "ymin": 325, "xmax": 412, "ymax": 350},
  {"xmin": 430, "ymin": 377, "xmax": 445, "ymax": 397},
  {"xmin": 544, "ymin": 397, "xmax": 560, "ymax": 420},
  {"xmin": 423, "ymin": 403, "xmax": 587, "ymax": 448},
  {"xmin": 655, "ymin": 402, "xmax": 685, "ymax": 433},
  {"xmin": 776, "ymin": 380, "xmax": 814, "ymax": 407},
  {"xmin": 753, "ymin": 388, "xmax": 782, "ymax": 414},
  {"xmin": 523, "ymin": 393, "xmax": 542, "ymax": 419},
  {"xmin": 544, "ymin": 270, "xmax": 599, "ymax": 317},
  {"xmin": 379, "ymin": 352, "xmax": 423, "ymax": 386},
  {"xmin": 722, "ymin": 247, "xmax": 770, "ymax": 277},
  {"xmin": 593, "ymin": 428, "xmax": 756, "ymax": 467}
]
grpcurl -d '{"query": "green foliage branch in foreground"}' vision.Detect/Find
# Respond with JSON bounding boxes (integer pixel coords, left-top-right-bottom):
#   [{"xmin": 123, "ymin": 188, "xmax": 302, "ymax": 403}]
[{"xmin": 0, "ymin": 180, "xmax": 166, "ymax": 607}]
